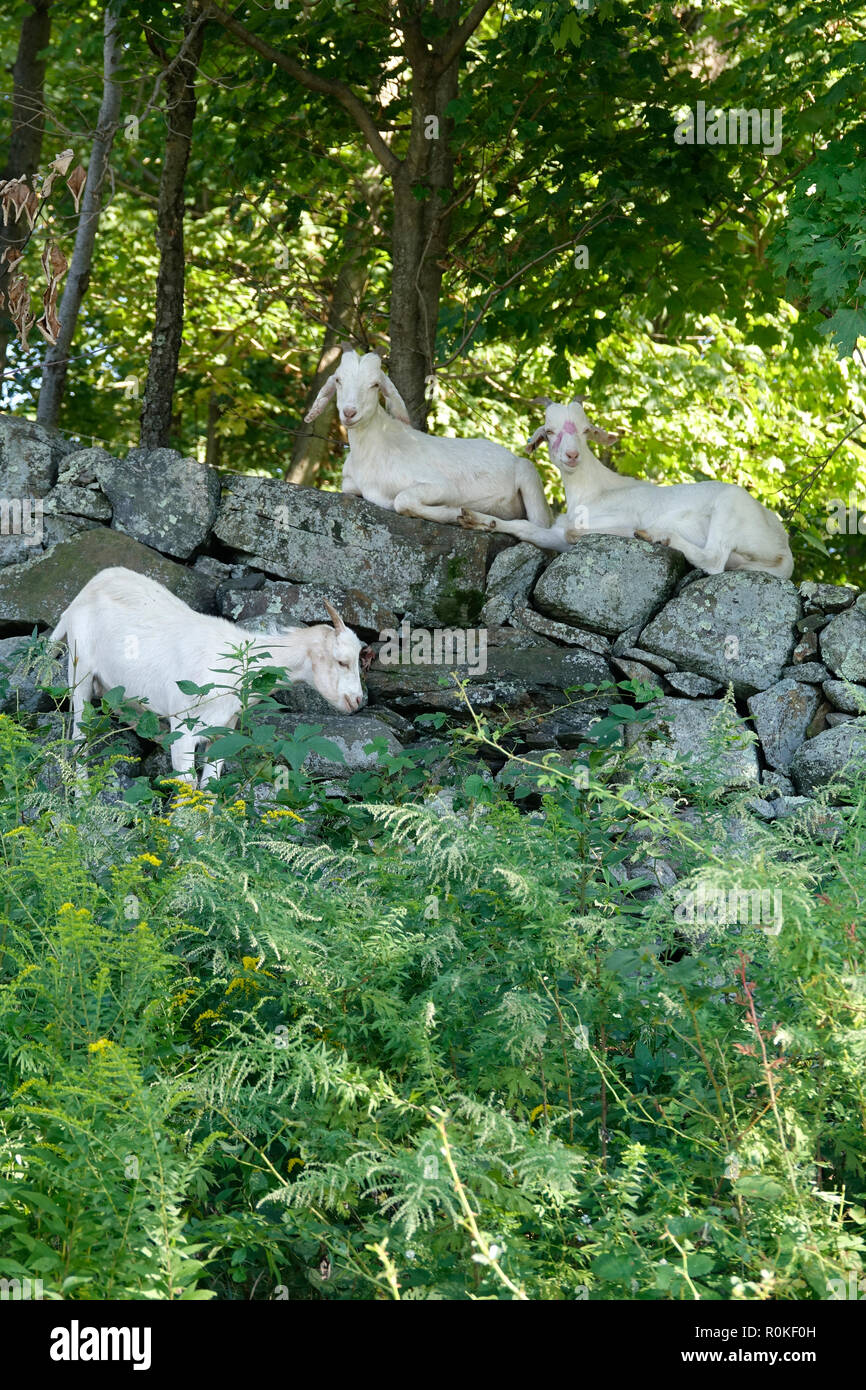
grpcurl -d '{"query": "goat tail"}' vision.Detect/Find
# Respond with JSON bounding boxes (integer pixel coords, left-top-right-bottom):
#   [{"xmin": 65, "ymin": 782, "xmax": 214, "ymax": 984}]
[{"xmin": 517, "ymin": 460, "xmax": 552, "ymax": 528}]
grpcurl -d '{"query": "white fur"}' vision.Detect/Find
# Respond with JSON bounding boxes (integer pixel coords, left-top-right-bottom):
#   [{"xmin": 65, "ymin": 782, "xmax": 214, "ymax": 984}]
[
  {"xmin": 51, "ymin": 567, "xmax": 367, "ymax": 785},
  {"xmin": 463, "ymin": 399, "xmax": 793, "ymax": 578},
  {"xmin": 304, "ymin": 348, "xmax": 551, "ymax": 529}
]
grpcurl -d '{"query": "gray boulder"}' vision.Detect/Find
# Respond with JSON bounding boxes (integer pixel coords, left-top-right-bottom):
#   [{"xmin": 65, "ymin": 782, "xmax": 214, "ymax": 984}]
[
  {"xmin": 820, "ymin": 606, "xmax": 866, "ymax": 684},
  {"xmin": 639, "ymin": 572, "xmax": 800, "ymax": 696},
  {"xmin": 799, "ymin": 581, "xmax": 859, "ymax": 613},
  {"xmin": 0, "ymin": 527, "xmax": 218, "ymax": 633},
  {"xmin": 624, "ymin": 696, "xmax": 759, "ymax": 788},
  {"xmin": 481, "ymin": 543, "xmax": 547, "ymax": 625},
  {"xmin": 822, "ymin": 679, "xmax": 866, "ymax": 714},
  {"xmin": 533, "ymin": 535, "xmax": 685, "ymax": 636},
  {"xmin": 214, "ymin": 476, "xmax": 502, "ymax": 626},
  {"xmin": 0, "ymin": 414, "xmax": 71, "ymax": 497},
  {"xmin": 790, "ymin": 721, "xmax": 866, "ymax": 796},
  {"xmin": 218, "ymin": 578, "xmax": 396, "ymax": 636},
  {"xmin": 780, "ymin": 663, "xmax": 828, "ymax": 684},
  {"xmin": 746, "ymin": 679, "xmax": 821, "ymax": 771},
  {"xmin": 99, "ymin": 448, "xmax": 220, "ymax": 559}
]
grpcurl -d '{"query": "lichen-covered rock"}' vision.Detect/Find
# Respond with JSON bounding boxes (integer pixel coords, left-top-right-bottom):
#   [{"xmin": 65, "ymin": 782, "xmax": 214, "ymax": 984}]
[
  {"xmin": 98, "ymin": 448, "xmax": 220, "ymax": 559},
  {"xmin": 512, "ymin": 603, "xmax": 611, "ymax": 653},
  {"xmin": 214, "ymin": 476, "xmax": 502, "ymax": 626},
  {"xmin": 746, "ymin": 679, "xmax": 821, "ymax": 771},
  {"xmin": 822, "ymin": 678, "xmax": 866, "ymax": 714},
  {"xmin": 624, "ymin": 696, "xmax": 759, "ymax": 788},
  {"xmin": 218, "ymin": 578, "xmax": 396, "ymax": 636},
  {"xmin": 0, "ymin": 527, "xmax": 218, "ymax": 632},
  {"xmin": 639, "ymin": 572, "xmax": 800, "ymax": 696},
  {"xmin": 780, "ymin": 663, "xmax": 828, "ymax": 684},
  {"xmin": 789, "ymin": 721, "xmax": 866, "ymax": 796},
  {"xmin": 533, "ymin": 535, "xmax": 685, "ymax": 636},
  {"xmin": 0, "ymin": 635, "xmax": 63, "ymax": 713},
  {"xmin": 256, "ymin": 712, "xmax": 402, "ymax": 777},
  {"xmin": 44, "ymin": 482, "xmax": 112, "ymax": 522},
  {"xmin": 481, "ymin": 543, "xmax": 547, "ymax": 625},
  {"xmin": 0, "ymin": 414, "xmax": 71, "ymax": 497},
  {"xmin": 799, "ymin": 581, "xmax": 859, "ymax": 613},
  {"xmin": 819, "ymin": 606, "xmax": 866, "ymax": 684}
]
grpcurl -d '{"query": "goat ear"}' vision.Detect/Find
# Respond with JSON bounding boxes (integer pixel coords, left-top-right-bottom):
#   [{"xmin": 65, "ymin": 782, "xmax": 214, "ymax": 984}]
[
  {"xmin": 526, "ymin": 426, "xmax": 548, "ymax": 452},
  {"xmin": 304, "ymin": 372, "xmax": 337, "ymax": 423},
  {"xmin": 570, "ymin": 395, "xmax": 588, "ymax": 406},
  {"xmin": 530, "ymin": 395, "xmax": 552, "ymax": 407},
  {"xmin": 360, "ymin": 645, "xmax": 375, "ymax": 673},
  {"xmin": 323, "ymin": 599, "xmax": 347, "ymax": 633},
  {"xmin": 586, "ymin": 424, "xmax": 619, "ymax": 448},
  {"xmin": 379, "ymin": 371, "xmax": 411, "ymax": 425}
]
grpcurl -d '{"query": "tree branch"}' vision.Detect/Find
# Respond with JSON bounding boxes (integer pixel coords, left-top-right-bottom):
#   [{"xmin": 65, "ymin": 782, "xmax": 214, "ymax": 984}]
[
  {"xmin": 433, "ymin": 0, "xmax": 497, "ymax": 76},
  {"xmin": 201, "ymin": 2, "xmax": 400, "ymax": 176}
]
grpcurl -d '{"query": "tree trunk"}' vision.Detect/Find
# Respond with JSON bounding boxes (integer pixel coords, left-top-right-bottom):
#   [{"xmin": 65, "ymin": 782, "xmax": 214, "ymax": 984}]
[
  {"xmin": 36, "ymin": 10, "xmax": 121, "ymax": 428},
  {"xmin": 288, "ymin": 179, "xmax": 382, "ymax": 485},
  {"xmin": 388, "ymin": 5, "xmax": 460, "ymax": 429},
  {"xmin": 0, "ymin": 0, "xmax": 53, "ymax": 386},
  {"xmin": 139, "ymin": 8, "xmax": 205, "ymax": 449}
]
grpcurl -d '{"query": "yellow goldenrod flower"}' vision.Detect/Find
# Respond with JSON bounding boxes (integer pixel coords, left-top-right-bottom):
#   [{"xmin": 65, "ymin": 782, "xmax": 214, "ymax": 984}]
[{"xmin": 88, "ymin": 1038, "xmax": 114, "ymax": 1053}]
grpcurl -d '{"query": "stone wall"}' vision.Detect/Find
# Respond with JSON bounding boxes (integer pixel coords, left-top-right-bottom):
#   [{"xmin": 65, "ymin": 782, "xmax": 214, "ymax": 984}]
[{"xmin": 1, "ymin": 415, "xmax": 865, "ymax": 802}]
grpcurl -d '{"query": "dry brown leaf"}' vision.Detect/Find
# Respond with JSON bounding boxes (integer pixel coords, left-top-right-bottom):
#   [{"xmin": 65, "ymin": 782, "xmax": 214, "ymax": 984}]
[
  {"xmin": 1, "ymin": 245, "xmax": 23, "ymax": 269},
  {"xmin": 51, "ymin": 149, "xmax": 74, "ymax": 177},
  {"xmin": 1, "ymin": 177, "xmax": 30, "ymax": 226},
  {"xmin": 8, "ymin": 273, "xmax": 35, "ymax": 350},
  {"xmin": 23, "ymin": 186, "xmax": 40, "ymax": 230},
  {"xmin": 41, "ymin": 241, "xmax": 68, "ymax": 285},
  {"xmin": 36, "ymin": 282, "xmax": 61, "ymax": 345},
  {"xmin": 66, "ymin": 164, "xmax": 87, "ymax": 213}
]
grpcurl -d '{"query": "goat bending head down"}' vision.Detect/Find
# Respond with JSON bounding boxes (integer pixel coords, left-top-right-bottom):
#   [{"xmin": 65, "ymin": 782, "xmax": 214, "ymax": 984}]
[{"xmin": 52, "ymin": 567, "xmax": 370, "ymax": 786}]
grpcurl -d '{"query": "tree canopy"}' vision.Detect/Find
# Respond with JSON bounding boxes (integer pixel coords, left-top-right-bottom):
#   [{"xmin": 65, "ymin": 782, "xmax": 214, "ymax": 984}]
[{"xmin": 1, "ymin": 0, "xmax": 864, "ymax": 584}]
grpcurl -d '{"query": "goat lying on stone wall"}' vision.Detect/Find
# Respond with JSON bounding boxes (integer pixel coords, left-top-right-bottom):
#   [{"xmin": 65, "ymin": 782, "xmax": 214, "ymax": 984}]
[
  {"xmin": 52, "ymin": 567, "xmax": 369, "ymax": 786},
  {"xmin": 462, "ymin": 397, "xmax": 794, "ymax": 578},
  {"xmin": 304, "ymin": 347, "xmax": 552, "ymax": 532}
]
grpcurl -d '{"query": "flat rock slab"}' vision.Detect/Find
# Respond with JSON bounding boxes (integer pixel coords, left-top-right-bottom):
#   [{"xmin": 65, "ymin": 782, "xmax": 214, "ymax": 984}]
[
  {"xmin": 99, "ymin": 448, "xmax": 220, "ymax": 560},
  {"xmin": 790, "ymin": 721, "xmax": 866, "ymax": 796},
  {"xmin": 819, "ymin": 606, "xmax": 866, "ymax": 684},
  {"xmin": 0, "ymin": 527, "xmax": 218, "ymax": 633},
  {"xmin": 512, "ymin": 603, "xmax": 612, "ymax": 653},
  {"xmin": 639, "ymin": 571, "xmax": 800, "ymax": 696},
  {"xmin": 366, "ymin": 643, "xmax": 611, "ymax": 714},
  {"xmin": 214, "ymin": 476, "xmax": 501, "ymax": 626},
  {"xmin": 624, "ymin": 696, "xmax": 759, "ymax": 788},
  {"xmin": 218, "ymin": 579, "xmax": 396, "ymax": 636},
  {"xmin": 746, "ymin": 679, "xmax": 821, "ymax": 771},
  {"xmin": 533, "ymin": 535, "xmax": 685, "ymax": 636}
]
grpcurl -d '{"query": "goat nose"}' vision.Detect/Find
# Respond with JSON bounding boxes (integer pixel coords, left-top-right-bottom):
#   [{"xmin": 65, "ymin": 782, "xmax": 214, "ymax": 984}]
[{"xmin": 342, "ymin": 407, "xmax": 357, "ymax": 422}]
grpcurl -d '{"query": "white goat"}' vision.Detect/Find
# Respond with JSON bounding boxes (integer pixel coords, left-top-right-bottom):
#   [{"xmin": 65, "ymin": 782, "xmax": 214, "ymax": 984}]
[
  {"xmin": 52, "ymin": 567, "xmax": 369, "ymax": 786},
  {"xmin": 304, "ymin": 347, "xmax": 551, "ymax": 529},
  {"xmin": 462, "ymin": 398, "xmax": 793, "ymax": 577}
]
